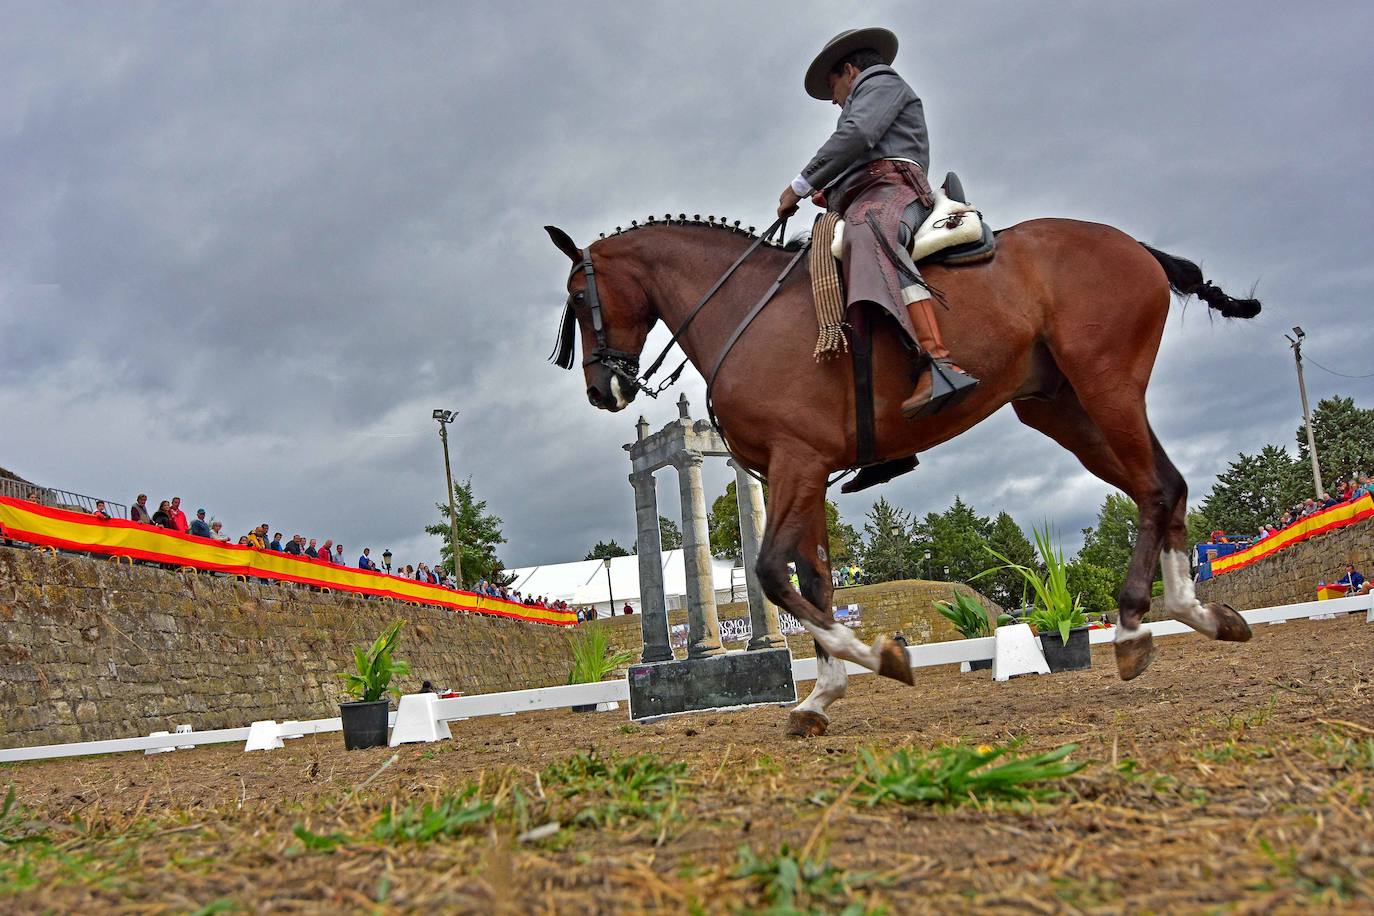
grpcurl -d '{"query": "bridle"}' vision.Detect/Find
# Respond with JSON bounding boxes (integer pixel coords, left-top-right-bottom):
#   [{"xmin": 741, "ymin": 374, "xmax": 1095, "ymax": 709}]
[{"xmin": 556, "ymin": 215, "xmax": 791, "ymax": 400}]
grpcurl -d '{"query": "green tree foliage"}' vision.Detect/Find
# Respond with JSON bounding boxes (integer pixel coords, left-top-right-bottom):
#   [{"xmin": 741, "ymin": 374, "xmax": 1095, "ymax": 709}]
[
  {"xmin": 657, "ymin": 516, "xmax": 683, "ymax": 551},
  {"xmin": 860, "ymin": 497, "xmax": 920, "ymax": 583},
  {"xmin": 981, "ymin": 512, "xmax": 1037, "ymax": 607},
  {"xmin": 425, "ymin": 477, "xmax": 508, "ymax": 588},
  {"xmin": 1066, "ymin": 561, "xmax": 1118, "ymax": 616},
  {"xmin": 1199, "ymin": 445, "xmax": 1308, "ymax": 536},
  {"xmin": 916, "ymin": 496, "xmax": 993, "ymax": 584},
  {"xmin": 1298, "ymin": 395, "xmax": 1374, "ymax": 490},
  {"xmin": 709, "ymin": 481, "xmax": 856, "ymax": 565},
  {"xmin": 825, "ymin": 500, "xmax": 862, "ymax": 567},
  {"xmin": 1185, "ymin": 508, "xmax": 1213, "ymax": 547},
  {"xmin": 1075, "ymin": 492, "xmax": 1146, "ymax": 599},
  {"xmin": 584, "ymin": 539, "xmax": 630, "ymax": 561}
]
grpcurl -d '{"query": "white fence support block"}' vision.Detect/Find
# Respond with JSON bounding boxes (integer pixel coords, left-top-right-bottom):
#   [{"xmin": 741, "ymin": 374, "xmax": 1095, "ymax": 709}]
[
  {"xmin": 389, "ymin": 693, "xmax": 453, "ymax": 746},
  {"xmin": 244, "ymin": 720, "xmax": 284, "ymax": 751},
  {"xmin": 174, "ymin": 724, "xmax": 195, "ymax": 750},
  {"xmin": 145, "ymin": 730, "xmax": 175, "ymax": 755},
  {"xmin": 993, "ymin": 624, "xmax": 1050, "ymax": 682}
]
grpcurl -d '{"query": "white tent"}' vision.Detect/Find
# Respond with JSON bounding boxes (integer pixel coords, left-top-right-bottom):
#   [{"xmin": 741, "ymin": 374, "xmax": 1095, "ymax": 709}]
[{"xmin": 506, "ymin": 550, "xmax": 741, "ymax": 619}]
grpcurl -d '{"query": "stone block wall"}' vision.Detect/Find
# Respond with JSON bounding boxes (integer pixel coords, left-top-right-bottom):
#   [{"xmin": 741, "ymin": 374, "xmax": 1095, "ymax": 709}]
[
  {"xmin": 0, "ymin": 547, "xmax": 574, "ymax": 748},
  {"xmin": 596, "ymin": 579, "xmax": 998, "ymax": 660},
  {"xmin": 1196, "ymin": 518, "xmax": 1374, "ymax": 610}
]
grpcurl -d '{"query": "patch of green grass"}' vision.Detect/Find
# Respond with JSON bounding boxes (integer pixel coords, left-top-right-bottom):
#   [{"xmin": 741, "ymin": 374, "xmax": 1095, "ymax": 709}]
[
  {"xmin": 543, "ymin": 750, "xmax": 687, "ymax": 835},
  {"xmin": 291, "ymin": 824, "xmax": 348, "ymax": 853},
  {"xmin": 1196, "ymin": 739, "xmax": 1270, "ymax": 765},
  {"xmin": 618, "ymin": 723, "xmax": 641, "ymax": 735},
  {"xmin": 854, "ymin": 741, "xmax": 1087, "ymax": 807},
  {"xmin": 1308, "ymin": 731, "xmax": 1374, "ymax": 772},
  {"xmin": 733, "ymin": 843, "xmax": 883, "ymax": 915},
  {"xmin": 371, "ymin": 784, "xmax": 495, "ymax": 844},
  {"xmin": 0, "ymin": 786, "xmax": 49, "ymax": 847},
  {"xmin": 1114, "ymin": 758, "xmax": 1178, "ymax": 794},
  {"xmin": 1250, "ymin": 837, "xmax": 1359, "ymax": 901}
]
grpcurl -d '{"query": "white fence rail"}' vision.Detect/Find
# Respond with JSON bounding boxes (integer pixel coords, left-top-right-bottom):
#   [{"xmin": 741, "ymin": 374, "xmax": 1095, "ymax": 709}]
[{"xmin": 1, "ymin": 593, "xmax": 1369, "ymax": 763}]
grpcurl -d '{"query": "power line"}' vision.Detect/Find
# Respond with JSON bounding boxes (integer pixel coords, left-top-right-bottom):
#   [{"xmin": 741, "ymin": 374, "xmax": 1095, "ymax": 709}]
[{"xmin": 1304, "ymin": 354, "xmax": 1374, "ymax": 380}]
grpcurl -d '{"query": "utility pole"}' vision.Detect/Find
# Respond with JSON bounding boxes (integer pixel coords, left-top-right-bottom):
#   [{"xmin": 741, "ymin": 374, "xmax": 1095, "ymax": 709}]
[
  {"xmin": 433, "ymin": 409, "xmax": 462, "ymax": 586},
  {"xmin": 1286, "ymin": 327, "xmax": 1324, "ymax": 498}
]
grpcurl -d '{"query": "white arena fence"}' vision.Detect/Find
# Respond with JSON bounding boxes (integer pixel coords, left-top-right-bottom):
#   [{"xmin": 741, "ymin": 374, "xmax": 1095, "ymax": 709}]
[{"xmin": 1, "ymin": 593, "xmax": 1369, "ymax": 764}]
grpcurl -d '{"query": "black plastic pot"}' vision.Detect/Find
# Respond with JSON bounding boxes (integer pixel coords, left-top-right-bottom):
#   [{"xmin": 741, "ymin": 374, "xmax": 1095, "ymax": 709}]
[
  {"xmin": 968, "ymin": 658, "xmax": 994, "ymax": 671},
  {"xmin": 1040, "ymin": 626, "xmax": 1091, "ymax": 673},
  {"xmin": 340, "ymin": 700, "xmax": 389, "ymax": 750}
]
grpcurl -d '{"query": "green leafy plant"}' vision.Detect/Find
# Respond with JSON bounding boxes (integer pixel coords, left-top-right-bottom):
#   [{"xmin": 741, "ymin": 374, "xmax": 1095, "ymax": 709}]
[
  {"xmin": 933, "ymin": 591, "xmax": 992, "ymax": 639},
  {"xmin": 340, "ymin": 620, "xmax": 411, "ymax": 703},
  {"xmin": 567, "ymin": 627, "xmax": 636, "ymax": 684},
  {"xmin": 733, "ymin": 843, "xmax": 880, "ymax": 915},
  {"xmin": 543, "ymin": 750, "xmax": 686, "ymax": 834},
  {"xmin": 976, "ymin": 525, "xmax": 1085, "ymax": 645},
  {"xmin": 854, "ymin": 740, "xmax": 1087, "ymax": 807},
  {"xmin": 371, "ymin": 784, "xmax": 494, "ymax": 843}
]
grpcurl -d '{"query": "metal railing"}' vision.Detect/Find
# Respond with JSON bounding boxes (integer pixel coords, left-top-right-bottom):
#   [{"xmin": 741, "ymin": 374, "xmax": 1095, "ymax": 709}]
[{"xmin": 0, "ymin": 477, "xmax": 126, "ymax": 519}]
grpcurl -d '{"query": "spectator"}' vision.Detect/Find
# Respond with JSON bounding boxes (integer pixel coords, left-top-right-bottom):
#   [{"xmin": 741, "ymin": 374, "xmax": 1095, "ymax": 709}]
[
  {"xmin": 334, "ymin": 544, "xmax": 344, "ymax": 565},
  {"xmin": 358, "ymin": 548, "xmax": 376, "ymax": 571},
  {"xmin": 318, "ymin": 539, "xmax": 334, "ymax": 563},
  {"xmin": 151, "ymin": 500, "xmax": 175, "ymax": 529},
  {"xmin": 244, "ymin": 527, "xmax": 265, "ymax": 549},
  {"xmin": 623, "ymin": 602, "xmax": 633, "ymax": 615},
  {"xmin": 237, "ymin": 536, "xmax": 250, "ymax": 545},
  {"xmin": 1337, "ymin": 564, "xmax": 1365, "ymax": 595},
  {"xmin": 305, "ymin": 538, "xmax": 318, "ymax": 558},
  {"xmin": 189, "ymin": 508, "xmax": 212, "ymax": 538},
  {"xmin": 130, "ymin": 494, "xmax": 153, "ymax": 524},
  {"xmin": 284, "ymin": 535, "xmax": 303, "ymax": 556},
  {"xmin": 1320, "ymin": 491, "xmax": 1338, "ymax": 509},
  {"xmin": 92, "ymin": 500, "xmax": 111, "ymax": 521},
  {"xmin": 169, "ymin": 497, "xmax": 189, "ymax": 533},
  {"xmin": 210, "ymin": 520, "xmax": 230, "ymax": 543},
  {"xmin": 269, "ymin": 532, "xmax": 283, "ymax": 551}
]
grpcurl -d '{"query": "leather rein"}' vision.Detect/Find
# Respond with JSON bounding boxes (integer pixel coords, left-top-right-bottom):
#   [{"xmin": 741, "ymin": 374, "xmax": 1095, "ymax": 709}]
[{"xmin": 570, "ymin": 215, "xmax": 795, "ymax": 401}]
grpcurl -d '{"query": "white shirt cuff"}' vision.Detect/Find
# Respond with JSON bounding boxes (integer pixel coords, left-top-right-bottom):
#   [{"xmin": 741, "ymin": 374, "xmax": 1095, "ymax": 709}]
[{"xmin": 790, "ymin": 174, "xmax": 813, "ymax": 197}]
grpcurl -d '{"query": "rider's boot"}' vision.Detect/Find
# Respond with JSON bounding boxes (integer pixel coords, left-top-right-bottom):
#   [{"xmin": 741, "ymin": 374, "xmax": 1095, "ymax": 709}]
[{"xmin": 900, "ymin": 297, "xmax": 980, "ymax": 419}]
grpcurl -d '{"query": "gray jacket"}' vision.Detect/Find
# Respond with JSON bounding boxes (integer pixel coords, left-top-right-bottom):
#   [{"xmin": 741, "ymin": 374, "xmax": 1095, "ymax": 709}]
[{"xmin": 799, "ymin": 64, "xmax": 929, "ymax": 200}]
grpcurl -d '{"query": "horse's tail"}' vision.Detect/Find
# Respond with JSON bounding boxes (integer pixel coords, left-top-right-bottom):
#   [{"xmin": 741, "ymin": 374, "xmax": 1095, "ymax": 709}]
[{"xmin": 1140, "ymin": 244, "xmax": 1261, "ymax": 319}]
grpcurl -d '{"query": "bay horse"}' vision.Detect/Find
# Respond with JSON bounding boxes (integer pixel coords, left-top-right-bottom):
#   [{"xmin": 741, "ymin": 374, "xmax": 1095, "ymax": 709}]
[{"xmin": 546, "ymin": 215, "xmax": 1259, "ymax": 736}]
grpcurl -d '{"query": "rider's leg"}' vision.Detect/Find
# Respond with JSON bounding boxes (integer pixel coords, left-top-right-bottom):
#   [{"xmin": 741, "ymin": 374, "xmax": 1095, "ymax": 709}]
[{"xmin": 893, "ymin": 243, "xmax": 980, "ymax": 419}]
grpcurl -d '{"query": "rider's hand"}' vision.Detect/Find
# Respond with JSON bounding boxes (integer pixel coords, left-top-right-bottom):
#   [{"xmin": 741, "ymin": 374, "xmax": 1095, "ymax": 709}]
[
  {"xmin": 777, "ymin": 186, "xmax": 802, "ymax": 217},
  {"xmin": 810, "ymin": 190, "xmax": 828, "ymax": 209}
]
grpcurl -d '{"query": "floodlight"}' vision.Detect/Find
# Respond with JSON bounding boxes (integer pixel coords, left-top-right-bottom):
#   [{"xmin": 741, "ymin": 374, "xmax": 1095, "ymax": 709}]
[{"xmin": 1292, "ymin": 326, "xmax": 1305, "ymax": 339}]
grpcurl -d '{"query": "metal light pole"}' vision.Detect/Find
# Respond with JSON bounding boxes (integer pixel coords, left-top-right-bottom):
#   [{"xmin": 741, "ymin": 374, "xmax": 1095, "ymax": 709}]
[
  {"xmin": 433, "ymin": 409, "xmax": 463, "ymax": 586},
  {"xmin": 1286, "ymin": 328, "xmax": 1324, "ymax": 498},
  {"xmin": 603, "ymin": 557, "xmax": 615, "ymax": 620}
]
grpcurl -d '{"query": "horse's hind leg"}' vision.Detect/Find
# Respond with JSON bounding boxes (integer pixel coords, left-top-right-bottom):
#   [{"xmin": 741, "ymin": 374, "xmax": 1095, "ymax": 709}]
[{"xmin": 787, "ymin": 505, "xmax": 848, "ymax": 738}]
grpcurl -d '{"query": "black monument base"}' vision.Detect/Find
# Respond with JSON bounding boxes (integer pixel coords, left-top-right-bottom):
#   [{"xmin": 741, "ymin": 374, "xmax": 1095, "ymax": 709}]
[{"xmin": 626, "ymin": 648, "xmax": 797, "ymax": 721}]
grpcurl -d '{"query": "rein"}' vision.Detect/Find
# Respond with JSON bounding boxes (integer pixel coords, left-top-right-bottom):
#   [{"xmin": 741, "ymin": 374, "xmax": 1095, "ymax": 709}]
[{"xmin": 576, "ymin": 215, "xmax": 789, "ymax": 399}]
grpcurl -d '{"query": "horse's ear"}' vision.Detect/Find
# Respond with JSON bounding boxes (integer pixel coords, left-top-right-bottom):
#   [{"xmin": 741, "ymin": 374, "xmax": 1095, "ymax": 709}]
[{"xmin": 545, "ymin": 225, "xmax": 582, "ymax": 263}]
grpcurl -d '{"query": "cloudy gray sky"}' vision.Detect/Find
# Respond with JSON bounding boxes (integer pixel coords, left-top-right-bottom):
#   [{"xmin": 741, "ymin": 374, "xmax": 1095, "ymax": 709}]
[{"xmin": 3, "ymin": 1, "xmax": 1371, "ymax": 571}]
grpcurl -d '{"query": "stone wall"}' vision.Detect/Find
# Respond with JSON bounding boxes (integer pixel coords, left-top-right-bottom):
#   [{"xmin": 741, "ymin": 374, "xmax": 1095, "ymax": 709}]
[
  {"xmin": 596, "ymin": 579, "xmax": 998, "ymax": 660},
  {"xmin": 1197, "ymin": 517, "xmax": 1374, "ymax": 609},
  {"xmin": 0, "ymin": 547, "xmax": 575, "ymax": 748}
]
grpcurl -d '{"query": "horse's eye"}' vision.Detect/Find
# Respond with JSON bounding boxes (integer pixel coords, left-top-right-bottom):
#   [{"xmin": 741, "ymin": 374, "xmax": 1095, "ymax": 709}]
[{"xmin": 573, "ymin": 292, "xmax": 585, "ymax": 304}]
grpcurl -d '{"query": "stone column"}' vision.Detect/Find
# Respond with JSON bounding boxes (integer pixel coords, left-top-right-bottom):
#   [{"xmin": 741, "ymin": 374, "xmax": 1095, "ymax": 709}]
[
  {"xmin": 630, "ymin": 470, "xmax": 674, "ymax": 663},
  {"xmin": 675, "ymin": 452, "xmax": 724, "ymax": 658},
  {"xmin": 732, "ymin": 460, "xmax": 786, "ymax": 650}
]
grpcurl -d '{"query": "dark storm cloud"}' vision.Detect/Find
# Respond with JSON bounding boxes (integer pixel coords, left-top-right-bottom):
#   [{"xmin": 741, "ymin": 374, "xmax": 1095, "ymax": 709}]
[{"xmin": 2, "ymin": 1, "xmax": 1371, "ymax": 569}]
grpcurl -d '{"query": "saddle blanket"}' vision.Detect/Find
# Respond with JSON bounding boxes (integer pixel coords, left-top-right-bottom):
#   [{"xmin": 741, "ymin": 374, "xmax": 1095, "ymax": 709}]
[{"xmin": 830, "ymin": 188, "xmax": 983, "ymax": 263}]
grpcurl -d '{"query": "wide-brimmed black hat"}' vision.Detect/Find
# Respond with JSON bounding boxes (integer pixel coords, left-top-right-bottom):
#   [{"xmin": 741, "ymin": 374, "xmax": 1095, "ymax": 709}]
[{"xmin": 804, "ymin": 27, "xmax": 898, "ymax": 100}]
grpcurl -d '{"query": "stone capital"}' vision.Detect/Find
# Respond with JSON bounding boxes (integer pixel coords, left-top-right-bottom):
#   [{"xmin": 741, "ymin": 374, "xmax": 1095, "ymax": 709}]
[
  {"xmin": 629, "ymin": 470, "xmax": 657, "ymax": 488},
  {"xmin": 671, "ymin": 451, "xmax": 706, "ymax": 471}
]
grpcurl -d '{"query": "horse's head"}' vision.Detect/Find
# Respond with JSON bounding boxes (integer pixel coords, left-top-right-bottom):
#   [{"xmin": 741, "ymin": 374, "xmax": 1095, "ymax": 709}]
[{"xmin": 545, "ymin": 225, "xmax": 656, "ymax": 412}]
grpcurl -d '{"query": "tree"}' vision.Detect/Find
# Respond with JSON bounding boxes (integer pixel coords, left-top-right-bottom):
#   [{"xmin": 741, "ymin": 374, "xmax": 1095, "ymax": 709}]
[
  {"xmin": 1298, "ymin": 395, "xmax": 1374, "ymax": 492},
  {"xmin": 1076, "ymin": 492, "xmax": 1143, "ymax": 600},
  {"xmin": 424, "ymin": 477, "xmax": 508, "ymax": 588},
  {"xmin": 1185, "ymin": 507, "xmax": 1213, "ymax": 547},
  {"xmin": 658, "ymin": 516, "xmax": 683, "ymax": 551},
  {"xmin": 860, "ymin": 497, "xmax": 919, "ymax": 583},
  {"xmin": 1199, "ymin": 445, "xmax": 1307, "ymax": 536},
  {"xmin": 709, "ymin": 481, "xmax": 746, "ymax": 560},
  {"xmin": 1067, "ymin": 561, "xmax": 1118, "ymax": 616},
  {"xmin": 826, "ymin": 500, "xmax": 862, "ymax": 567},
  {"xmin": 981, "ymin": 512, "xmax": 1036, "ymax": 607},
  {"xmin": 915, "ymin": 496, "xmax": 992, "ymax": 584},
  {"xmin": 584, "ymin": 539, "xmax": 630, "ymax": 561}
]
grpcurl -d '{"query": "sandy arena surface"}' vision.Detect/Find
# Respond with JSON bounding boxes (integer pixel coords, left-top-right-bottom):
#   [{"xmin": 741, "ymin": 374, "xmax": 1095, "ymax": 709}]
[{"xmin": 0, "ymin": 614, "xmax": 1371, "ymax": 913}]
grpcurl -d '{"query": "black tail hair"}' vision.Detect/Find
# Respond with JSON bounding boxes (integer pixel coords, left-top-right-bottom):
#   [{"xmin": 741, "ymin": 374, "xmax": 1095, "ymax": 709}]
[{"xmin": 1140, "ymin": 244, "xmax": 1261, "ymax": 319}]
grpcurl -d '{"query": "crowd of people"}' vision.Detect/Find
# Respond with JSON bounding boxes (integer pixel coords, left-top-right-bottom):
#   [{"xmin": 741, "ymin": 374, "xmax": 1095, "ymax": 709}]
[{"xmin": 1249, "ymin": 474, "xmax": 1374, "ymax": 543}]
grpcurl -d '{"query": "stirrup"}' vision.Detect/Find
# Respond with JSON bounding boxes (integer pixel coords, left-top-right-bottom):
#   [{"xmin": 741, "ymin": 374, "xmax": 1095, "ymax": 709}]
[{"xmin": 902, "ymin": 359, "xmax": 979, "ymax": 419}]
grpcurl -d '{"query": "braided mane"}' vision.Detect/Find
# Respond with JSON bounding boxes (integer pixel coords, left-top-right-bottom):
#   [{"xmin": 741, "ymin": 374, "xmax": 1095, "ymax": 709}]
[{"xmin": 594, "ymin": 214, "xmax": 790, "ymax": 249}]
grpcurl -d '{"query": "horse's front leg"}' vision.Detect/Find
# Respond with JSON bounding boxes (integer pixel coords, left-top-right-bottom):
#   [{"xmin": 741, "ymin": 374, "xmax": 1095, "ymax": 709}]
[{"xmin": 787, "ymin": 507, "xmax": 848, "ymax": 737}]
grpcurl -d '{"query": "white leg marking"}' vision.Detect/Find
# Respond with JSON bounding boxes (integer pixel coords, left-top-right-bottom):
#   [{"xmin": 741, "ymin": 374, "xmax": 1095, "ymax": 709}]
[
  {"xmin": 801, "ymin": 620, "xmax": 882, "ymax": 671},
  {"xmin": 1114, "ymin": 623, "xmax": 1148, "ymax": 644},
  {"xmin": 793, "ymin": 652, "xmax": 849, "ymax": 718},
  {"xmin": 1161, "ymin": 549, "xmax": 1218, "ymax": 637}
]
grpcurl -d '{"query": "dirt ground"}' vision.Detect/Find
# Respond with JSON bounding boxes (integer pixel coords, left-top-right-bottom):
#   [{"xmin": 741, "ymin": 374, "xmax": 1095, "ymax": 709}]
[{"xmin": 1, "ymin": 615, "xmax": 1371, "ymax": 914}]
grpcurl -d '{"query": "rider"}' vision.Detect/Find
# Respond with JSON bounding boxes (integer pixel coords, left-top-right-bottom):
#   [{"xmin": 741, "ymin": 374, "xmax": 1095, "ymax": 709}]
[{"xmin": 779, "ymin": 27, "xmax": 979, "ymax": 418}]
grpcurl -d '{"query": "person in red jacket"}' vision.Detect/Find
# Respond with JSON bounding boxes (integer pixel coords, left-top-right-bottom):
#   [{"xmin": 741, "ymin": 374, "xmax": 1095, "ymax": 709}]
[{"xmin": 169, "ymin": 497, "xmax": 189, "ymax": 533}]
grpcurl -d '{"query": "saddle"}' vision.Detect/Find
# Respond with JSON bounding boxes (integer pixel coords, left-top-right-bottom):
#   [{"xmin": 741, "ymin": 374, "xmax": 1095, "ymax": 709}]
[{"xmin": 829, "ymin": 171, "xmax": 997, "ymax": 267}]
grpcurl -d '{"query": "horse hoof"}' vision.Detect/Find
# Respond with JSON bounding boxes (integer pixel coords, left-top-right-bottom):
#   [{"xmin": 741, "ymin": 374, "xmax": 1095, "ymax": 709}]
[
  {"xmin": 876, "ymin": 638, "xmax": 915, "ymax": 685},
  {"xmin": 786, "ymin": 710, "xmax": 829, "ymax": 738},
  {"xmin": 1114, "ymin": 631, "xmax": 1155, "ymax": 681},
  {"xmin": 1207, "ymin": 603, "xmax": 1252, "ymax": 642}
]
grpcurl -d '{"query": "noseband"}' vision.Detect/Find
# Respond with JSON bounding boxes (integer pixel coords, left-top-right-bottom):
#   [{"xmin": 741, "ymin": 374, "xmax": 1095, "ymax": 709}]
[{"xmin": 555, "ymin": 216, "xmax": 790, "ymax": 400}]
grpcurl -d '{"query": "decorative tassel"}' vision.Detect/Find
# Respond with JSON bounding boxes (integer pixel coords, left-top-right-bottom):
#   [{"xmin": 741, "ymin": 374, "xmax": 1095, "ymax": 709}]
[{"xmin": 809, "ymin": 212, "xmax": 848, "ymax": 361}]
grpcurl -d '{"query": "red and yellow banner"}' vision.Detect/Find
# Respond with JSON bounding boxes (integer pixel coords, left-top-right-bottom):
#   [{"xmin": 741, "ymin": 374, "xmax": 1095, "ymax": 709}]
[
  {"xmin": 0, "ymin": 496, "xmax": 574, "ymax": 626},
  {"xmin": 1210, "ymin": 493, "xmax": 1374, "ymax": 577}
]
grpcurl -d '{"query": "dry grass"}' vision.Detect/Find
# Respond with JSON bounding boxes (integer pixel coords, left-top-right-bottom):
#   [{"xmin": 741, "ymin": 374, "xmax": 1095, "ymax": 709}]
[{"xmin": 0, "ymin": 615, "xmax": 1371, "ymax": 913}]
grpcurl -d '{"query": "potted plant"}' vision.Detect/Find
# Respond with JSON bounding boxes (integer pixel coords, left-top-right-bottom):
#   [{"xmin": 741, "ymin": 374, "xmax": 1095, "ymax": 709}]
[
  {"xmin": 339, "ymin": 620, "xmax": 410, "ymax": 750},
  {"xmin": 567, "ymin": 626, "xmax": 635, "ymax": 712},
  {"xmin": 934, "ymin": 591, "xmax": 995, "ymax": 670},
  {"xmin": 976, "ymin": 526, "xmax": 1091, "ymax": 673}
]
